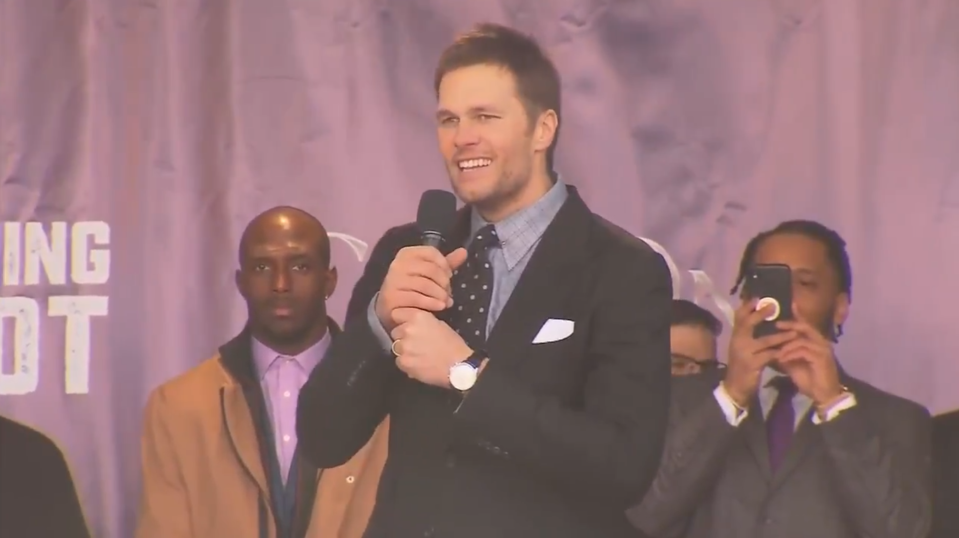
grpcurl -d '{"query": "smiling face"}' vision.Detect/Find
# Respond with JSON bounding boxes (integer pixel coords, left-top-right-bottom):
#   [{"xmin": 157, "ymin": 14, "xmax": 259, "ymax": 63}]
[
  {"xmin": 235, "ymin": 209, "xmax": 337, "ymax": 354},
  {"xmin": 435, "ymin": 64, "xmax": 557, "ymax": 222}
]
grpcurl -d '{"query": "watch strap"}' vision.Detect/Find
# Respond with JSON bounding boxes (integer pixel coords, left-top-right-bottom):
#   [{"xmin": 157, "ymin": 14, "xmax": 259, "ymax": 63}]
[{"xmin": 463, "ymin": 349, "xmax": 486, "ymax": 369}]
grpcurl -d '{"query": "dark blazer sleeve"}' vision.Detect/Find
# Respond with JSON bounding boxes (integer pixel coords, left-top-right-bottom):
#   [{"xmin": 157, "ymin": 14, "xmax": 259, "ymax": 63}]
[
  {"xmin": 452, "ymin": 241, "xmax": 673, "ymax": 509},
  {"xmin": 296, "ymin": 226, "xmax": 410, "ymax": 468},
  {"xmin": 819, "ymin": 393, "xmax": 932, "ymax": 538},
  {"xmin": 626, "ymin": 374, "xmax": 739, "ymax": 538}
]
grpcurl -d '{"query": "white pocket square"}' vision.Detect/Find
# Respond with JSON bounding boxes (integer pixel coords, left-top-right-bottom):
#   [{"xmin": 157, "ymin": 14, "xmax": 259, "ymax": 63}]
[{"xmin": 532, "ymin": 319, "xmax": 575, "ymax": 344}]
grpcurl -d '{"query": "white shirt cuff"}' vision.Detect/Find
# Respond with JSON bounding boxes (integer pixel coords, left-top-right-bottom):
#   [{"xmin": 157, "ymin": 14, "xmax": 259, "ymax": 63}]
[
  {"xmin": 713, "ymin": 383, "xmax": 749, "ymax": 427},
  {"xmin": 811, "ymin": 393, "xmax": 857, "ymax": 424}
]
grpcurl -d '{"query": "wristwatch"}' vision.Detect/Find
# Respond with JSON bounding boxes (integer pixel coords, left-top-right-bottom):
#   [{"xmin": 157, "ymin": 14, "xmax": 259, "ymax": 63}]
[{"xmin": 449, "ymin": 350, "xmax": 486, "ymax": 392}]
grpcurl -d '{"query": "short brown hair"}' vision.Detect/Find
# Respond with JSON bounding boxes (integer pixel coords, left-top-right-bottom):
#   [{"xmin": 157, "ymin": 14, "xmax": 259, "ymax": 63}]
[{"xmin": 434, "ymin": 23, "xmax": 562, "ymax": 173}]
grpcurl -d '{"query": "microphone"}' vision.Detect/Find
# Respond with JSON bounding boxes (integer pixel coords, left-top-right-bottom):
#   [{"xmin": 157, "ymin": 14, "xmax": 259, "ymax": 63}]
[{"xmin": 416, "ymin": 190, "xmax": 458, "ymax": 249}]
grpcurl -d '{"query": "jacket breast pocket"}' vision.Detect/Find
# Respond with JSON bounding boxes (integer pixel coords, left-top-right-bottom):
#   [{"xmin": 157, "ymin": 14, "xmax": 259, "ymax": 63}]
[{"xmin": 520, "ymin": 320, "xmax": 591, "ymax": 397}]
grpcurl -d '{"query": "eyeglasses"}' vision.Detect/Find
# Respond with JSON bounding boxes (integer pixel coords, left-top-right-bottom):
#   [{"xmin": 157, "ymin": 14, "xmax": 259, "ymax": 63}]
[{"xmin": 670, "ymin": 353, "xmax": 725, "ymax": 376}]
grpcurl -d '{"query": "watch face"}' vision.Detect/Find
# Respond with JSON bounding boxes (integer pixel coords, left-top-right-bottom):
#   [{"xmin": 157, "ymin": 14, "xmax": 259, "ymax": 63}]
[{"xmin": 449, "ymin": 363, "xmax": 478, "ymax": 391}]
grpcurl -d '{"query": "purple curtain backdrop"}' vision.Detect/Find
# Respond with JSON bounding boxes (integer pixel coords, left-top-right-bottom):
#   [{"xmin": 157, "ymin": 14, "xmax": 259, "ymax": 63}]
[{"xmin": 1, "ymin": 0, "xmax": 957, "ymax": 536}]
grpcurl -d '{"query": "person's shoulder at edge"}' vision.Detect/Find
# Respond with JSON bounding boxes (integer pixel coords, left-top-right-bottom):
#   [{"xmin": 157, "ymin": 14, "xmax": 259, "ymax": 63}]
[
  {"xmin": 933, "ymin": 408, "xmax": 959, "ymax": 431},
  {"xmin": 845, "ymin": 375, "xmax": 930, "ymax": 421},
  {"xmin": 591, "ymin": 213, "xmax": 660, "ymax": 256},
  {"xmin": 378, "ymin": 222, "xmax": 424, "ymax": 244},
  {"xmin": 0, "ymin": 415, "xmax": 89, "ymax": 530},
  {"xmin": 0, "ymin": 414, "xmax": 67, "ymax": 462},
  {"xmin": 360, "ymin": 222, "xmax": 431, "ymax": 267}
]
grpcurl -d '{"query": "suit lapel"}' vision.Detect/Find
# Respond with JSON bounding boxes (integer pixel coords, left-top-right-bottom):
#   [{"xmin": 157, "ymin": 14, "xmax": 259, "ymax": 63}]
[
  {"xmin": 742, "ymin": 399, "xmax": 773, "ymax": 481},
  {"xmin": 484, "ymin": 191, "xmax": 591, "ymax": 370},
  {"xmin": 768, "ymin": 370, "xmax": 859, "ymax": 489},
  {"xmin": 769, "ymin": 412, "xmax": 819, "ymax": 490}
]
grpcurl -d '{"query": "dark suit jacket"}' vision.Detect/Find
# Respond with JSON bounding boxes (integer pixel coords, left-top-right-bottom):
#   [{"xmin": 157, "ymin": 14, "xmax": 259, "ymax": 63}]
[
  {"xmin": 297, "ymin": 187, "xmax": 673, "ymax": 538},
  {"xmin": 627, "ymin": 370, "xmax": 932, "ymax": 538},
  {"xmin": 931, "ymin": 409, "xmax": 959, "ymax": 538},
  {"xmin": 0, "ymin": 414, "xmax": 90, "ymax": 538}
]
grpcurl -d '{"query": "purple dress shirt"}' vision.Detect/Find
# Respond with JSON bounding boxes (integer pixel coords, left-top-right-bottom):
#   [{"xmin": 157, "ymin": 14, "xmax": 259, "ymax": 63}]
[{"xmin": 252, "ymin": 333, "xmax": 330, "ymax": 482}]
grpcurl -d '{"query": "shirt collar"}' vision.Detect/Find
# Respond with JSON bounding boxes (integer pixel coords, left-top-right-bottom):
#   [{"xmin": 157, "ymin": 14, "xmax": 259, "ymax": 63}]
[
  {"xmin": 761, "ymin": 366, "xmax": 784, "ymax": 388},
  {"xmin": 251, "ymin": 331, "xmax": 331, "ymax": 380},
  {"xmin": 469, "ymin": 178, "xmax": 568, "ymax": 270}
]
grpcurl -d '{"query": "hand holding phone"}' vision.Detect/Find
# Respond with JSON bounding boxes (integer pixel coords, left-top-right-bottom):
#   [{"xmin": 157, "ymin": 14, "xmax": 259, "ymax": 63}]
[
  {"xmin": 742, "ymin": 264, "xmax": 795, "ymax": 338},
  {"xmin": 724, "ymin": 300, "xmax": 798, "ymax": 406}
]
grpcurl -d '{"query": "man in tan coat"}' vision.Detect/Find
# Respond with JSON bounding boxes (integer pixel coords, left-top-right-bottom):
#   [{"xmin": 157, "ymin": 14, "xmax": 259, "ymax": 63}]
[{"xmin": 136, "ymin": 207, "xmax": 388, "ymax": 538}]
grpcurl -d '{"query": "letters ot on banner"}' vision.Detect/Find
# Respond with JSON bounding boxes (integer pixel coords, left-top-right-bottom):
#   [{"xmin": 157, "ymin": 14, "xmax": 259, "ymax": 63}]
[{"xmin": 0, "ymin": 221, "xmax": 111, "ymax": 396}]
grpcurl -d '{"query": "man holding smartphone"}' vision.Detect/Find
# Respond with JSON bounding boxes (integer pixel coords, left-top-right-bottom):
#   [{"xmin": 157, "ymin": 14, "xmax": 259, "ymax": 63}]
[{"xmin": 627, "ymin": 220, "xmax": 932, "ymax": 538}]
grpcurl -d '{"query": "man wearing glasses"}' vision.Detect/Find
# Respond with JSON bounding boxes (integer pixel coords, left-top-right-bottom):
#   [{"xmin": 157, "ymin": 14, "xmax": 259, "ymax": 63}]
[{"xmin": 670, "ymin": 299, "xmax": 723, "ymax": 375}]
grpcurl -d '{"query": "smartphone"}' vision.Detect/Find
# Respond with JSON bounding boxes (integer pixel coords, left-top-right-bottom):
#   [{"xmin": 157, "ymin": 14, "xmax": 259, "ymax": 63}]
[{"xmin": 743, "ymin": 264, "xmax": 794, "ymax": 338}]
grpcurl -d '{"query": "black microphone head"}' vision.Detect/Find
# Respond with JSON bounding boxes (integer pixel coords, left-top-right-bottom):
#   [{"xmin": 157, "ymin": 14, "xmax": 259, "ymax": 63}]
[{"xmin": 416, "ymin": 190, "xmax": 457, "ymax": 239}]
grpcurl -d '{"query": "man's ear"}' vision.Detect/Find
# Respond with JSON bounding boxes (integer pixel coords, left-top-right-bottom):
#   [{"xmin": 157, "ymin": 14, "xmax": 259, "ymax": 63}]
[
  {"xmin": 324, "ymin": 266, "xmax": 338, "ymax": 299},
  {"xmin": 532, "ymin": 109, "xmax": 558, "ymax": 153},
  {"xmin": 235, "ymin": 269, "xmax": 247, "ymax": 299},
  {"xmin": 834, "ymin": 292, "xmax": 850, "ymax": 327}
]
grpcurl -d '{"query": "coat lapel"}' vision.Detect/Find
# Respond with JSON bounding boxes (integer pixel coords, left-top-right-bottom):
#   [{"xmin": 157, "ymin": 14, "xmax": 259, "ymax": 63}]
[
  {"xmin": 219, "ymin": 383, "xmax": 272, "ymax": 500},
  {"xmin": 769, "ymin": 370, "xmax": 858, "ymax": 490},
  {"xmin": 769, "ymin": 412, "xmax": 819, "ymax": 490},
  {"xmin": 742, "ymin": 399, "xmax": 773, "ymax": 481},
  {"xmin": 218, "ymin": 322, "xmax": 341, "ymax": 538},
  {"xmin": 484, "ymin": 190, "xmax": 592, "ymax": 370}
]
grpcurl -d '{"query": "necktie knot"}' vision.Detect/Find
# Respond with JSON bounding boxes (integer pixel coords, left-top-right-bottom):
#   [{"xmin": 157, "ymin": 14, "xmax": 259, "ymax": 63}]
[
  {"xmin": 470, "ymin": 224, "xmax": 499, "ymax": 253},
  {"xmin": 769, "ymin": 375, "xmax": 798, "ymax": 399}
]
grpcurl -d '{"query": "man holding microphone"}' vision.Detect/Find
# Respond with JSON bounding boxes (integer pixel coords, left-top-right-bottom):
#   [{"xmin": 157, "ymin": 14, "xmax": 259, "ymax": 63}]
[{"xmin": 297, "ymin": 22, "xmax": 672, "ymax": 538}]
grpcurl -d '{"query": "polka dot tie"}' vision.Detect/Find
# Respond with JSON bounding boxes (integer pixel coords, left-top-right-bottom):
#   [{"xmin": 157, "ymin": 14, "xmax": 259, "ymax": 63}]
[{"xmin": 450, "ymin": 224, "xmax": 498, "ymax": 349}]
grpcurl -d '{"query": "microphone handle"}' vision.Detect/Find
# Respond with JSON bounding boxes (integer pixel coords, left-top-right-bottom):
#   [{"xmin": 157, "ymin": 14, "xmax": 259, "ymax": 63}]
[
  {"xmin": 421, "ymin": 232, "xmax": 444, "ymax": 249},
  {"xmin": 420, "ymin": 232, "xmax": 454, "ymax": 322}
]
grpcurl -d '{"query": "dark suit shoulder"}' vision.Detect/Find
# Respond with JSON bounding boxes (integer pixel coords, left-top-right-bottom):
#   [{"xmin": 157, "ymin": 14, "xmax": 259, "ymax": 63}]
[
  {"xmin": 0, "ymin": 416, "xmax": 90, "ymax": 538},
  {"xmin": 0, "ymin": 415, "xmax": 79, "ymax": 510},
  {"xmin": 377, "ymin": 222, "xmax": 421, "ymax": 246},
  {"xmin": 587, "ymin": 214, "xmax": 671, "ymax": 294},
  {"xmin": 591, "ymin": 214, "xmax": 659, "ymax": 257},
  {"xmin": 846, "ymin": 377, "xmax": 930, "ymax": 423},
  {"xmin": 933, "ymin": 409, "xmax": 959, "ymax": 442},
  {"xmin": 0, "ymin": 415, "xmax": 64, "ymax": 464},
  {"xmin": 933, "ymin": 409, "xmax": 959, "ymax": 429},
  {"xmin": 361, "ymin": 222, "xmax": 423, "ymax": 266}
]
